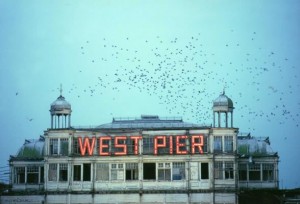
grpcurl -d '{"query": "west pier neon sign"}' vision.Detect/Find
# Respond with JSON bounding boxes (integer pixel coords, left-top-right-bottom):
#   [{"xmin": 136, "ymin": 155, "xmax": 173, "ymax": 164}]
[{"xmin": 78, "ymin": 135, "xmax": 204, "ymax": 156}]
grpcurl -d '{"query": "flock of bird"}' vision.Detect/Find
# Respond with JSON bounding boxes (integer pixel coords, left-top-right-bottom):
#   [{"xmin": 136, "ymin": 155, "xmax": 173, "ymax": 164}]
[{"xmin": 49, "ymin": 32, "xmax": 299, "ymax": 132}]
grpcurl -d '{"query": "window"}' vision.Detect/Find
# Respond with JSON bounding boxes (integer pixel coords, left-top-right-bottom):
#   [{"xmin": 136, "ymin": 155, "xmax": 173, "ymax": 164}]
[
  {"xmin": 225, "ymin": 162, "xmax": 234, "ymax": 179},
  {"xmin": 263, "ymin": 164, "xmax": 274, "ymax": 181},
  {"xmin": 202, "ymin": 136, "xmax": 209, "ymax": 153},
  {"xmin": 224, "ymin": 136, "xmax": 233, "ymax": 152},
  {"xmin": 96, "ymin": 163, "xmax": 109, "ymax": 181},
  {"xmin": 50, "ymin": 139, "xmax": 58, "ymax": 155},
  {"xmin": 40, "ymin": 166, "xmax": 44, "ymax": 183},
  {"xmin": 172, "ymin": 162, "xmax": 185, "ymax": 180},
  {"xmin": 201, "ymin": 163, "xmax": 209, "ymax": 179},
  {"xmin": 59, "ymin": 164, "xmax": 68, "ymax": 182},
  {"xmin": 249, "ymin": 164, "xmax": 261, "ymax": 181},
  {"xmin": 83, "ymin": 163, "xmax": 91, "ymax": 181},
  {"xmin": 111, "ymin": 163, "xmax": 124, "ymax": 181},
  {"xmin": 60, "ymin": 138, "xmax": 69, "ymax": 155},
  {"xmin": 239, "ymin": 164, "xmax": 247, "ymax": 181},
  {"xmin": 214, "ymin": 162, "xmax": 223, "ymax": 179},
  {"xmin": 73, "ymin": 165, "xmax": 81, "ymax": 181},
  {"xmin": 73, "ymin": 138, "xmax": 80, "ymax": 155},
  {"xmin": 126, "ymin": 163, "xmax": 138, "ymax": 180},
  {"xmin": 143, "ymin": 137, "xmax": 154, "ymax": 154},
  {"xmin": 214, "ymin": 136, "xmax": 222, "ymax": 152},
  {"xmin": 48, "ymin": 164, "xmax": 57, "ymax": 181},
  {"xmin": 14, "ymin": 167, "xmax": 25, "ymax": 184},
  {"xmin": 158, "ymin": 163, "xmax": 171, "ymax": 181},
  {"xmin": 143, "ymin": 163, "xmax": 156, "ymax": 180},
  {"xmin": 127, "ymin": 139, "xmax": 136, "ymax": 155},
  {"xmin": 27, "ymin": 166, "xmax": 39, "ymax": 184}
]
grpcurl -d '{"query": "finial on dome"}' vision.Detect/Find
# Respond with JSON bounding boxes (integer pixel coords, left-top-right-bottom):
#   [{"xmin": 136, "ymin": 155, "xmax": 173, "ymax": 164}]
[
  {"xmin": 223, "ymin": 82, "xmax": 229, "ymax": 95},
  {"xmin": 60, "ymin": 84, "xmax": 63, "ymax": 96}
]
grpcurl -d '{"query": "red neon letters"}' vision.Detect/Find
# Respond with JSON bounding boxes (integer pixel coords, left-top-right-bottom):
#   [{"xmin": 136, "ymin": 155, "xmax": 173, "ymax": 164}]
[
  {"xmin": 114, "ymin": 136, "xmax": 127, "ymax": 156},
  {"xmin": 78, "ymin": 135, "xmax": 204, "ymax": 156}
]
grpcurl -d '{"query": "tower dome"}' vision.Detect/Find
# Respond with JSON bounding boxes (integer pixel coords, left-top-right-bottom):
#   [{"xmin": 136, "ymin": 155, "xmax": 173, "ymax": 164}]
[
  {"xmin": 212, "ymin": 91, "xmax": 234, "ymax": 128},
  {"xmin": 50, "ymin": 95, "xmax": 71, "ymax": 115},
  {"xmin": 213, "ymin": 91, "xmax": 234, "ymax": 112},
  {"xmin": 50, "ymin": 85, "xmax": 72, "ymax": 129}
]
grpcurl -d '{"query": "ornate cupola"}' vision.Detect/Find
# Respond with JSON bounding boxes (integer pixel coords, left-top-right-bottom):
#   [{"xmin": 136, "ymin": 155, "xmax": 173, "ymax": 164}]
[
  {"xmin": 50, "ymin": 85, "xmax": 72, "ymax": 129},
  {"xmin": 212, "ymin": 91, "xmax": 234, "ymax": 128}
]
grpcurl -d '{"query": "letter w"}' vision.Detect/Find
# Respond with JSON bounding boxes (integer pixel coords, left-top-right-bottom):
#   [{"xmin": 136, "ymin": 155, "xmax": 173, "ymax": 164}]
[{"xmin": 78, "ymin": 137, "xmax": 95, "ymax": 156}]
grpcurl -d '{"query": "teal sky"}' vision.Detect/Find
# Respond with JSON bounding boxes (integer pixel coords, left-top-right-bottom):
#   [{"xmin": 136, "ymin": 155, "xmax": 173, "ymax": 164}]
[{"xmin": 0, "ymin": 0, "xmax": 299, "ymax": 188}]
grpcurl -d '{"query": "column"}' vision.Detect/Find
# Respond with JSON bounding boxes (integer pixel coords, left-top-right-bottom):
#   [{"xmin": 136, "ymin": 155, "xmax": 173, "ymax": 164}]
[
  {"xmin": 231, "ymin": 112, "xmax": 233, "ymax": 128},
  {"xmin": 213, "ymin": 112, "xmax": 215, "ymax": 127},
  {"xmin": 68, "ymin": 115, "xmax": 71, "ymax": 128},
  {"xmin": 65, "ymin": 115, "xmax": 67, "ymax": 128},
  {"xmin": 225, "ymin": 112, "xmax": 228, "ymax": 128}
]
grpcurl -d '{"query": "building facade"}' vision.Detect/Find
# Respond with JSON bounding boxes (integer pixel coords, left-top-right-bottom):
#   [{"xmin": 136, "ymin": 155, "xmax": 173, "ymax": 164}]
[{"xmin": 4, "ymin": 92, "xmax": 279, "ymax": 204}]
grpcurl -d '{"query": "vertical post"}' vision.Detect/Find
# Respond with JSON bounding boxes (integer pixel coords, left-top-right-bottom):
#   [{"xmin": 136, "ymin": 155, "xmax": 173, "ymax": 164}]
[
  {"xmin": 231, "ymin": 112, "xmax": 233, "ymax": 128},
  {"xmin": 225, "ymin": 112, "xmax": 228, "ymax": 128},
  {"xmin": 65, "ymin": 115, "xmax": 67, "ymax": 128},
  {"xmin": 218, "ymin": 112, "xmax": 220, "ymax": 127},
  {"xmin": 213, "ymin": 112, "xmax": 215, "ymax": 127}
]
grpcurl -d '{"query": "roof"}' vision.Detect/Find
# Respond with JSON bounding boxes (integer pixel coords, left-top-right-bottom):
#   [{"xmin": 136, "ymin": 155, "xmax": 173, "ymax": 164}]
[
  {"xmin": 237, "ymin": 135, "xmax": 277, "ymax": 157},
  {"xmin": 96, "ymin": 115, "xmax": 210, "ymax": 130},
  {"xmin": 12, "ymin": 137, "xmax": 45, "ymax": 160}
]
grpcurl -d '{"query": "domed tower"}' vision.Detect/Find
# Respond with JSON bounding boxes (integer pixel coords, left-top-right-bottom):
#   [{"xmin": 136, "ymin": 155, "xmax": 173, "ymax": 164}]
[
  {"xmin": 213, "ymin": 91, "xmax": 234, "ymax": 128},
  {"xmin": 50, "ymin": 86, "xmax": 72, "ymax": 129}
]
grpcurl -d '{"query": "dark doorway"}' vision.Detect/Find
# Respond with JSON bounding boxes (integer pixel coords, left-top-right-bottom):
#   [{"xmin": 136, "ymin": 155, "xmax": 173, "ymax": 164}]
[{"xmin": 143, "ymin": 163, "xmax": 156, "ymax": 180}]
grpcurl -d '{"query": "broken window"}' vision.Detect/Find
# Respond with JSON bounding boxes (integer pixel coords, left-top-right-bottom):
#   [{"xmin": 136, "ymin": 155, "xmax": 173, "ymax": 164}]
[
  {"xmin": 143, "ymin": 163, "xmax": 156, "ymax": 180},
  {"xmin": 262, "ymin": 163, "xmax": 274, "ymax": 181},
  {"xmin": 111, "ymin": 163, "xmax": 124, "ymax": 181},
  {"xmin": 59, "ymin": 163, "xmax": 68, "ymax": 182},
  {"xmin": 126, "ymin": 163, "xmax": 138, "ymax": 180},
  {"xmin": 60, "ymin": 138, "xmax": 69, "ymax": 155},
  {"xmin": 27, "ymin": 166, "xmax": 39, "ymax": 184},
  {"xmin": 73, "ymin": 165, "xmax": 81, "ymax": 181},
  {"xmin": 158, "ymin": 162, "xmax": 171, "ymax": 181},
  {"xmin": 225, "ymin": 162, "xmax": 234, "ymax": 179},
  {"xmin": 201, "ymin": 162, "xmax": 209, "ymax": 179},
  {"xmin": 172, "ymin": 162, "xmax": 185, "ymax": 180},
  {"xmin": 50, "ymin": 139, "xmax": 58, "ymax": 155},
  {"xmin": 239, "ymin": 163, "xmax": 247, "ymax": 181},
  {"xmin": 14, "ymin": 167, "xmax": 25, "ymax": 184},
  {"xmin": 214, "ymin": 136, "xmax": 222, "ymax": 152},
  {"xmin": 249, "ymin": 163, "xmax": 261, "ymax": 181},
  {"xmin": 214, "ymin": 161, "xmax": 223, "ymax": 179},
  {"xmin": 48, "ymin": 164, "xmax": 57, "ymax": 181},
  {"xmin": 83, "ymin": 163, "xmax": 91, "ymax": 181},
  {"xmin": 224, "ymin": 136, "xmax": 233, "ymax": 152},
  {"xmin": 96, "ymin": 163, "xmax": 109, "ymax": 181}
]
